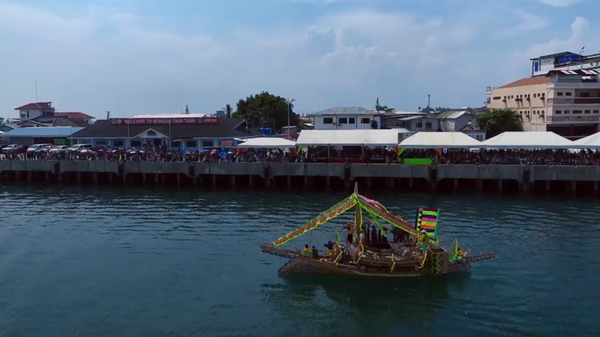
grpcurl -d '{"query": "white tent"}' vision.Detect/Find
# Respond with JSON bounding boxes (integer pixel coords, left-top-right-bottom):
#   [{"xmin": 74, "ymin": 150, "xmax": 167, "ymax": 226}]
[
  {"xmin": 481, "ymin": 131, "xmax": 573, "ymax": 149},
  {"xmin": 296, "ymin": 129, "xmax": 399, "ymax": 146},
  {"xmin": 398, "ymin": 132, "xmax": 482, "ymax": 149},
  {"xmin": 572, "ymin": 132, "xmax": 600, "ymax": 148},
  {"xmin": 237, "ymin": 137, "xmax": 296, "ymax": 148}
]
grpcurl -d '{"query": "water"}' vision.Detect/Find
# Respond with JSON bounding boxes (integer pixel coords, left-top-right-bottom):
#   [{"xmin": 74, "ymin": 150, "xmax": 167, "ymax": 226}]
[{"xmin": 0, "ymin": 185, "xmax": 598, "ymax": 337}]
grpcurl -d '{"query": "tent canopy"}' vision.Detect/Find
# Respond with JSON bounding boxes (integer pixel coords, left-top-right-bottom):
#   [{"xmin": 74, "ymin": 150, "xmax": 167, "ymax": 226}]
[
  {"xmin": 398, "ymin": 132, "xmax": 482, "ymax": 149},
  {"xmin": 573, "ymin": 132, "xmax": 600, "ymax": 148},
  {"xmin": 237, "ymin": 137, "xmax": 296, "ymax": 148},
  {"xmin": 296, "ymin": 129, "xmax": 399, "ymax": 146},
  {"xmin": 481, "ymin": 131, "xmax": 573, "ymax": 149}
]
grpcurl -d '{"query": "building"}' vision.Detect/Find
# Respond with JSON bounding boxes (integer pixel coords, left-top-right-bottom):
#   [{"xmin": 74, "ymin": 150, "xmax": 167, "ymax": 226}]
[
  {"xmin": 70, "ymin": 116, "xmax": 256, "ymax": 150},
  {"xmin": 530, "ymin": 51, "xmax": 600, "ymax": 77},
  {"xmin": 486, "ymin": 69, "xmax": 600, "ymax": 138},
  {"xmin": 307, "ymin": 107, "xmax": 384, "ymax": 130},
  {"xmin": 2, "ymin": 127, "xmax": 85, "ymax": 145},
  {"xmin": 14, "ymin": 102, "xmax": 94, "ymax": 127}
]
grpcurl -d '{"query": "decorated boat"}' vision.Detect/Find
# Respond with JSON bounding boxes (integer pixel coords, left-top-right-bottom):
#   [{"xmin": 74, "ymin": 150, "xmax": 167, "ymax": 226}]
[{"xmin": 260, "ymin": 183, "xmax": 496, "ymax": 278}]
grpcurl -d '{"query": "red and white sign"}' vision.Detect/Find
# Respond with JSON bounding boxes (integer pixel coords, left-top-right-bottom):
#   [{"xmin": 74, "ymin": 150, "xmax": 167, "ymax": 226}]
[{"xmin": 110, "ymin": 117, "xmax": 219, "ymax": 125}]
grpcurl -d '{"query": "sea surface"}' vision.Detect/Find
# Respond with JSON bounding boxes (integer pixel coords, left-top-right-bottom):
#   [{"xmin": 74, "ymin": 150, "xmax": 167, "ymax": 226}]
[{"xmin": 0, "ymin": 185, "xmax": 598, "ymax": 337}]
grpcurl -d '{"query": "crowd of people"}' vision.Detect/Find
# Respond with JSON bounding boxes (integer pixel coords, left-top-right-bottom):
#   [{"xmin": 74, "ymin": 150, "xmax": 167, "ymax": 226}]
[{"xmin": 2, "ymin": 145, "xmax": 600, "ymax": 166}]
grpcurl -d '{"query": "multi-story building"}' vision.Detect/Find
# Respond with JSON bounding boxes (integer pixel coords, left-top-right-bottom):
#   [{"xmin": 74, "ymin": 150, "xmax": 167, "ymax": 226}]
[
  {"xmin": 530, "ymin": 51, "xmax": 600, "ymax": 77},
  {"xmin": 307, "ymin": 107, "xmax": 384, "ymax": 130},
  {"xmin": 486, "ymin": 52, "xmax": 600, "ymax": 139}
]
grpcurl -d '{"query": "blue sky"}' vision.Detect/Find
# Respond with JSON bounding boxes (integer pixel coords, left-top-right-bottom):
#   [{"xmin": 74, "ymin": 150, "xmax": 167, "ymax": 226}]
[{"xmin": 0, "ymin": 0, "xmax": 596, "ymax": 117}]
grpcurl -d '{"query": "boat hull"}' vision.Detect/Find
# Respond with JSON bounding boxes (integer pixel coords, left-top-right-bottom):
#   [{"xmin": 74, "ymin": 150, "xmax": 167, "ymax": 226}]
[
  {"xmin": 261, "ymin": 243, "xmax": 493, "ymax": 278},
  {"xmin": 277, "ymin": 255, "xmax": 472, "ymax": 278}
]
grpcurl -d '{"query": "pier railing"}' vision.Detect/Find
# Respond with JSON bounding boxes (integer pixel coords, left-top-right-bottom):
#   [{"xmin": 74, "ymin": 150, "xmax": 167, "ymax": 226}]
[{"xmin": 1, "ymin": 160, "xmax": 600, "ymax": 183}]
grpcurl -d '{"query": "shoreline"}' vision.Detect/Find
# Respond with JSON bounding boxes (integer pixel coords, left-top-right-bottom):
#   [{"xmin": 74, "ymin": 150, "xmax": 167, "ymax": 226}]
[{"xmin": 1, "ymin": 160, "xmax": 598, "ymax": 195}]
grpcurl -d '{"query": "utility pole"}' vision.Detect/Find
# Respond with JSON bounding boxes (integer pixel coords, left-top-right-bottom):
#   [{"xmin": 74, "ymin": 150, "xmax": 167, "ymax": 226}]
[{"xmin": 286, "ymin": 98, "xmax": 295, "ymax": 139}]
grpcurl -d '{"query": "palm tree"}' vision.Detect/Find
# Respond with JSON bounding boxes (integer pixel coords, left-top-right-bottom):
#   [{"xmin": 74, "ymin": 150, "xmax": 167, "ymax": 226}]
[{"xmin": 224, "ymin": 104, "xmax": 232, "ymax": 118}]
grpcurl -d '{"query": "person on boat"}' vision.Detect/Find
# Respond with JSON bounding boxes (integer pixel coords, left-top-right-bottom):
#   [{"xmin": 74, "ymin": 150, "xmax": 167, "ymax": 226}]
[
  {"xmin": 303, "ymin": 244, "xmax": 312, "ymax": 257},
  {"xmin": 323, "ymin": 241, "xmax": 335, "ymax": 256},
  {"xmin": 344, "ymin": 222, "xmax": 354, "ymax": 243},
  {"xmin": 419, "ymin": 230, "xmax": 430, "ymax": 253},
  {"xmin": 311, "ymin": 246, "xmax": 319, "ymax": 259},
  {"xmin": 457, "ymin": 247, "xmax": 468, "ymax": 260}
]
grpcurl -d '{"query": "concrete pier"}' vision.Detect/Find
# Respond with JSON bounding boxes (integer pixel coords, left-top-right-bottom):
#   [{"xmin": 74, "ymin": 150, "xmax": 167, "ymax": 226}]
[{"xmin": 1, "ymin": 160, "xmax": 600, "ymax": 195}]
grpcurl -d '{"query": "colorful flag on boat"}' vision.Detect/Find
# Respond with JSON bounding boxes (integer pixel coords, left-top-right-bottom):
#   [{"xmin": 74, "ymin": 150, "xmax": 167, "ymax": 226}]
[{"xmin": 415, "ymin": 207, "xmax": 440, "ymax": 241}]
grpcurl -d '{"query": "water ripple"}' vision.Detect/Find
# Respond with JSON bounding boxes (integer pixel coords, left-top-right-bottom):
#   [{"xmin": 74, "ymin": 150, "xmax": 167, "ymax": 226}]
[{"xmin": 0, "ymin": 185, "xmax": 598, "ymax": 337}]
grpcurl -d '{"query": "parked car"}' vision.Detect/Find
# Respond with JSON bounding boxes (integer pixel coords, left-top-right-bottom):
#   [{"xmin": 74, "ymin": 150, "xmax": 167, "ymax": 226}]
[
  {"xmin": 93, "ymin": 145, "xmax": 110, "ymax": 152},
  {"xmin": 68, "ymin": 144, "xmax": 93, "ymax": 153},
  {"xmin": 49, "ymin": 145, "xmax": 69, "ymax": 153},
  {"xmin": 34, "ymin": 145, "xmax": 54, "ymax": 154},
  {"xmin": 27, "ymin": 144, "xmax": 52, "ymax": 154},
  {"xmin": 3, "ymin": 144, "xmax": 28, "ymax": 154}
]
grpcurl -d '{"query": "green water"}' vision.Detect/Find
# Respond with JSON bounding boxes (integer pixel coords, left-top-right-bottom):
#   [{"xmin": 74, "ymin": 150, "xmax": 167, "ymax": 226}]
[{"xmin": 0, "ymin": 185, "xmax": 598, "ymax": 337}]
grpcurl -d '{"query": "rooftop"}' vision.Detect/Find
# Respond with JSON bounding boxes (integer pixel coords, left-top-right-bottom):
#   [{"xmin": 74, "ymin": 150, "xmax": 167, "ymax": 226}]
[
  {"xmin": 15, "ymin": 102, "xmax": 53, "ymax": 110},
  {"xmin": 72, "ymin": 118, "xmax": 255, "ymax": 139},
  {"xmin": 308, "ymin": 107, "xmax": 381, "ymax": 116},
  {"xmin": 55, "ymin": 112, "xmax": 94, "ymax": 119},
  {"xmin": 497, "ymin": 76, "xmax": 551, "ymax": 89},
  {"xmin": 2, "ymin": 127, "xmax": 84, "ymax": 138},
  {"xmin": 436, "ymin": 110, "xmax": 471, "ymax": 119}
]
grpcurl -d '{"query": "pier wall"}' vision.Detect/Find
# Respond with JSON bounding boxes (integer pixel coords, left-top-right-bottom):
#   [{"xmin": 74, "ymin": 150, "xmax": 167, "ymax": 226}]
[{"xmin": 1, "ymin": 160, "xmax": 599, "ymax": 194}]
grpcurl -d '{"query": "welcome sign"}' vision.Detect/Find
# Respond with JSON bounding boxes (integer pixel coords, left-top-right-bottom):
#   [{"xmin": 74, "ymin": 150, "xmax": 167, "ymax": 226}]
[{"xmin": 110, "ymin": 117, "xmax": 220, "ymax": 125}]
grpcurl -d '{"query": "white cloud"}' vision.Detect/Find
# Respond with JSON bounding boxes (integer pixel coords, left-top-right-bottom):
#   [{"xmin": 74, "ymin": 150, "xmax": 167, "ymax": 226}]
[
  {"xmin": 521, "ymin": 17, "xmax": 590, "ymax": 58},
  {"xmin": 538, "ymin": 0, "xmax": 585, "ymax": 7},
  {"xmin": 0, "ymin": 1, "xmax": 594, "ymax": 117},
  {"xmin": 499, "ymin": 11, "xmax": 548, "ymax": 37}
]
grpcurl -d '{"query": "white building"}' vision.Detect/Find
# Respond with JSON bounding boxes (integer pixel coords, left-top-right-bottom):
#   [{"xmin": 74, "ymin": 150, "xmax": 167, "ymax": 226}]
[
  {"xmin": 308, "ymin": 107, "xmax": 384, "ymax": 130},
  {"xmin": 531, "ymin": 51, "xmax": 600, "ymax": 77},
  {"xmin": 15, "ymin": 102, "xmax": 55, "ymax": 121}
]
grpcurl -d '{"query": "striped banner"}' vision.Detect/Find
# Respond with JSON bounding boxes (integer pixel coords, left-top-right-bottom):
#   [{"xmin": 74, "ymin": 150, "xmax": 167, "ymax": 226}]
[{"xmin": 415, "ymin": 207, "xmax": 440, "ymax": 241}]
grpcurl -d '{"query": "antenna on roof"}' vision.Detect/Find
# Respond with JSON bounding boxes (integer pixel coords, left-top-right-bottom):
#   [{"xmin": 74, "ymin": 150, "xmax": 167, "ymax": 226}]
[
  {"xmin": 185, "ymin": 105, "xmax": 189, "ymax": 114},
  {"xmin": 106, "ymin": 111, "xmax": 111, "ymax": 119}
]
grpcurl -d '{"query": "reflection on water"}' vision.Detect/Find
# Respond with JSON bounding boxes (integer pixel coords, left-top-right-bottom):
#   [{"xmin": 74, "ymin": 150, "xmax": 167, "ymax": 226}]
[
  {"xmin": 262, "ymin": 274, "xmax": 471, "ymax": 336},
  {"xmin": 0, "ymin": 185, "xmax": 599, "ymax": 337}
]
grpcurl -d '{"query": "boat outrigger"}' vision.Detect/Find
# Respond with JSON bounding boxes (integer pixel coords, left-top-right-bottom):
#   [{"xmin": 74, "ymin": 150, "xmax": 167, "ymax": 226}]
[{"xmin": 261, "ymin": 183, "xmax": 496, "ymax": 278}]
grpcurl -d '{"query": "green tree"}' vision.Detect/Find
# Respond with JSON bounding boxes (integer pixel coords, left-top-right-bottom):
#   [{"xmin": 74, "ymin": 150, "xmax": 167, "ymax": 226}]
[
  {"xmin": 477, "ymin": 109, "xmax": 523, "ymax": 138},
  {"xmin": 371, "ymin": 120, "xmax": 378, "ymax": 129},
  {"xmin": 232, "ymin": 91, "xmax": 298, "ymax": 130},
  {"xmin": 224, "ymin": 104, "xmax": 232, "ymax": 118}
]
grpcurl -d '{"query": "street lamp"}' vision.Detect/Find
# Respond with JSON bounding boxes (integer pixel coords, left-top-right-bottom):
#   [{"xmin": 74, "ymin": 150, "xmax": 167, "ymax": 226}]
[{"xmin": 286, "ymin": 98, "xmax": 296, "ymax": 139}]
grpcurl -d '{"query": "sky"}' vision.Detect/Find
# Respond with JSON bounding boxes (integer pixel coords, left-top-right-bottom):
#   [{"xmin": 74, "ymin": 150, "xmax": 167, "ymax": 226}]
[{"xmin": 0, "ymin": 0, "xmax": 597, "ymax": 118}]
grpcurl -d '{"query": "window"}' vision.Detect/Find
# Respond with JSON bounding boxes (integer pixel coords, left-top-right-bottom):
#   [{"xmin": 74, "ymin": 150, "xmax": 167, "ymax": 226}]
[
  {"xmin": 202, "ymin": 140, "xmax": 213, "ymax": 147},
  {"xmin": 557, "ymin": 92, "xmax": 563, "ymax": 96},
  {"xmin": 555, "ymin": 110, "xmax": 562, "ymax": 114},
  {"xmin": 131, "ymin": 140, "xmax": 141, "ymax": 147},
  {"xmin": 594, "ymin": 110, "xmax": 599, "ymax": 114},
  {"xmin": 96, "ymin": 141, "xmax": 107, "ymax": 145},
  {"xmin": 348, "ymin": 117, "xmax": 355, "ymax": 124},
  {"xmin": 573, "ymin": 110, "xmax": 582, "ymax": 114},
  {"xmin": 186, "ymin": 141, "xmax": 197, "ymax": 148},
  {"xmin": 566, "ymin": 92, "xmax": 572, "ymax": 96},
  {"xmin": 361, "ymin": 118, "xmax": 370, "ymax": 124},
  {"xmin": 171, "ymin": 141, "xmax": 181, "ymax": 148},
  {"xmin": 493, "ymin": 96, "xmax": 501, "ymax": 100},
  {"xmin": 416, "ymin": 122, "xmax": 423, "ymax": 128},
  {"xmin": 585, "ymin": 110, "xmax": 591, "ymax": 114},
  {"xmin": 323, "ymin": 117, "xmax": 334, "ymax": 124},
  {"xmin": 338, "ymin": 117, "xmax": 348, "ymax": 124},
  {"xmin": 425, "ymin": 122, "xmax": 432, "ymax": 130},
  {"xmin": 564, "ymin": 110, "xmax": 571, "ymax": 114},
  {"xmin": 114, "ymin": 140, "xmax": 124, "ymax": 147}
]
